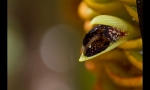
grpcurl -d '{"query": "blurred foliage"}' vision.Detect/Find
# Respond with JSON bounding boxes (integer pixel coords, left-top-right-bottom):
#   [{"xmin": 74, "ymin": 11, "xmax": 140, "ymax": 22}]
[
  {"xmin": 8, "ymin": 0, "xmax": 96, "ymax": 90},
  {"xmin": 75, "ymin": 62, "xmax": 96, "ymax": 90}
]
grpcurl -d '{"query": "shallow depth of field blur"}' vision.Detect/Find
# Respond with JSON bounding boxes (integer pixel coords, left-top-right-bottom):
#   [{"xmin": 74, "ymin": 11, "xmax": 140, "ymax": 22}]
[{"xmin": 7, "ymin": 0, "xmax": 96, "ymax": 90}]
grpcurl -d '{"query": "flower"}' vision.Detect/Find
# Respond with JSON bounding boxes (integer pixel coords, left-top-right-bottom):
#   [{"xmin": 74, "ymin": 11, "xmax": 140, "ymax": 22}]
[{"xmin": 77, "ymin": 0, "xmax": 143, "ymax": 89}]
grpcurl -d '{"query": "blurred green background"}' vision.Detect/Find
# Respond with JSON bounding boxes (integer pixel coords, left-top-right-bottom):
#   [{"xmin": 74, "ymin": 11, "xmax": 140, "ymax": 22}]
[{"xmin": 7, "ymin": 0, "xmax": 96, "ymax": 90}]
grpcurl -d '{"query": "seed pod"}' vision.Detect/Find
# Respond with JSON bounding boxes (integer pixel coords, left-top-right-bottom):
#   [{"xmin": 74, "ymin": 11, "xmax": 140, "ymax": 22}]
[{"xmin": 79, "ymin": 15, "xmax": 139, "ymax": 62}]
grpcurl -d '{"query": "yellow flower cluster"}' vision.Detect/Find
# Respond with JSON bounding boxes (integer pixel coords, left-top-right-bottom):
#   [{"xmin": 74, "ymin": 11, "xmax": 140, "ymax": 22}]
[{"xmin": 77, "ymin": 0, "xmax": 142, "ymax": 90}]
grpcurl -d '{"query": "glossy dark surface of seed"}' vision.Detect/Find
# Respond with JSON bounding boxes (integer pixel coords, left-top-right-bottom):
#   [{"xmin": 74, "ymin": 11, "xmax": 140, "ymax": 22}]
[{"xmin": 83, "ymin": 25, "xmax": 125, "ymax": 57}]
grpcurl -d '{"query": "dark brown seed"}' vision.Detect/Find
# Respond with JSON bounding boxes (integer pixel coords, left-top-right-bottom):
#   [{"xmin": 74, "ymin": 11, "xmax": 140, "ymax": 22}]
[{"xmin": 83, "ymin": 25, "xmax": 126, "ymax": 57}]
